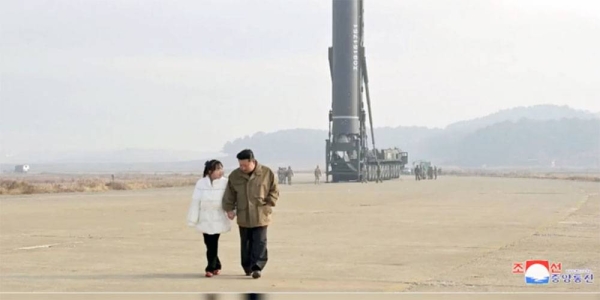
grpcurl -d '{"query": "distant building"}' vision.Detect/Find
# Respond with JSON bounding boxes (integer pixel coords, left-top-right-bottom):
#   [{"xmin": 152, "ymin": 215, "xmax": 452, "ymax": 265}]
[{"xmin": 14, "ymin": 165, "xmax": 30, "ymax": 173}]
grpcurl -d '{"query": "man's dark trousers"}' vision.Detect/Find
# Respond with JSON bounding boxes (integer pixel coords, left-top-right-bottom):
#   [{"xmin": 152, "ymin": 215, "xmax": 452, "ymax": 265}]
[{"xmin": 239, "ymin": 226, "xmax": 268, "ymax": 272}]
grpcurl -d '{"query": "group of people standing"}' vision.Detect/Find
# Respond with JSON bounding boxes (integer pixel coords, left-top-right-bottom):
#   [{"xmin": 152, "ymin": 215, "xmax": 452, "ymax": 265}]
[
  {"xmin": 186, "ymin": 149, "xmax": 279, "ymax": 279},
  {"xmin": 414, "ymin": 165, "xmax": 440, "ymax": 180},
  {"xmin": 277, "ymin": 166, "xmax": 294, "ymax": 185}
]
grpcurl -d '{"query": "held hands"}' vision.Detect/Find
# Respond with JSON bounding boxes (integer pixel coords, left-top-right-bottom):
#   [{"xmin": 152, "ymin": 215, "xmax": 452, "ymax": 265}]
[{"xmin": 227, "ymin": 211, "xmax": 236, "ymax": 220}]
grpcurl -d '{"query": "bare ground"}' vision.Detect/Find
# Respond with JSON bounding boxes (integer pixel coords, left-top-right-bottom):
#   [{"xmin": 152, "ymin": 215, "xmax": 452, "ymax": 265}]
[{"xmin": 1, "ymin": 174, "xmax": 598, "ymax": 295}]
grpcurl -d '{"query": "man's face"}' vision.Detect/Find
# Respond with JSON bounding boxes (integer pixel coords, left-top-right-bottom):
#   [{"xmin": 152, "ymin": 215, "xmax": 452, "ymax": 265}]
[{"xmin": 238, "ymin": 159, "xmax": 256, "ymax": 174}]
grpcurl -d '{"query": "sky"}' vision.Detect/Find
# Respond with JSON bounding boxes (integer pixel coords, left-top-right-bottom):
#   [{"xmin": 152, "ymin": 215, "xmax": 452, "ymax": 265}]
[{"xmin": 1, "ymin": 0, "xmax": 599, "ymax": 159}]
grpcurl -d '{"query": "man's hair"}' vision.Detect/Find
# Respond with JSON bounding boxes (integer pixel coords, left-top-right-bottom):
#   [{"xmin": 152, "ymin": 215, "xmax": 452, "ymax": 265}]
[{"xmin": 236, "ymin": 149, "xmax": 255, "ymax": 160}]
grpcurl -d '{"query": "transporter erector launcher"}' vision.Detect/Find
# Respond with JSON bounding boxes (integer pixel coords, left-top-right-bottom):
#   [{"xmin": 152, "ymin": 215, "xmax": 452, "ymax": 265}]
[{"xmin": 325, "ymin": 0, "xmax": 408, "ymax": 183}]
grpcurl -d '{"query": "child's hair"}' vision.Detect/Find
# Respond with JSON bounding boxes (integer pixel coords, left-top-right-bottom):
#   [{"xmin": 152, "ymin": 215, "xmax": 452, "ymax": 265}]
[{"xmin": 203, "ymin": 159, "xmax": 223, "ymax": 177}]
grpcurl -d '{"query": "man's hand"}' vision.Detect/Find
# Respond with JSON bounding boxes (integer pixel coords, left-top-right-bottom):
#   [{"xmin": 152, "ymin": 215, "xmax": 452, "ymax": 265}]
[{"xmin": 227, "ymin": 211, "xmax": 236, "ymax": 220}]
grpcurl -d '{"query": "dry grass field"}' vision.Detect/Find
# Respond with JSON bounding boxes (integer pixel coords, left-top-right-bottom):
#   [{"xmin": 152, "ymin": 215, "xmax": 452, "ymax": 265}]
[{"xmin": 0, "ymin": 173, "xmax": 199, "ymax": 195}]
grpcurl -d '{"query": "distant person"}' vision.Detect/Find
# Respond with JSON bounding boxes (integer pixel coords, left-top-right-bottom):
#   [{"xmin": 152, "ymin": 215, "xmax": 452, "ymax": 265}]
[
  {"xmin": 186, "ymin": 159, "xmax": 231, "ymax": 278},
  {"xmin": 377, "ymin": 166, "xmax": 383, "ymax": 183},
  {"xmin": 414, "ymin": 165, "xmax": 420, "ymax": 181},
  {"xmin": 362, "ymin": 166, "xmax": 368, "ymax": 183},
  {"xmin": 286, "ymin": 166, "xmax": 294, "ymax": 185},
  {"xmin": 278, "ymin": 167, "xmax": 286, "ymax": 185},
  {"xmin": 281, "ymin": 167, "xmax": 289, "ymax": 185},
  {"xmin": 434, "ymin": 166, "xmax": 438, "ymax": 180},
  {"xmin": 314, "ymin": 165, "xmax": 322, "ymax": 184},
  {"xmin": 223, "ymin": 149, "xmax": 279, "ymax": 279}
]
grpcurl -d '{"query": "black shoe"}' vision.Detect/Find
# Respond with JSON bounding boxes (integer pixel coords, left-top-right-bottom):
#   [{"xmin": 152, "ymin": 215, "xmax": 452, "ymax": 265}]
[
  {"xmin": 252, "ymin": 270, "xmax": 261, "ymax": 279},
  {"xmin": 244, "ymin": 268, "xmax": 252, "ymax": 276}
]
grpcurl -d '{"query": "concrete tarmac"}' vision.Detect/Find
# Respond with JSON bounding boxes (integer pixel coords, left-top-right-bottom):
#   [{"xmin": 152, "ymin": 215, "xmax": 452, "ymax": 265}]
[{"xmin": 1, "ymin": 175, "xmax": 598, "ymax": 295}]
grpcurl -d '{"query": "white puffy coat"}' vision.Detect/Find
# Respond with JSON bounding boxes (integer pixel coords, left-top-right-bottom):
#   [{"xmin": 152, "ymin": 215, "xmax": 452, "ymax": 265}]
[{"xmin": 186, "ymin": 176, "xmax": 231, "ymax": 234}]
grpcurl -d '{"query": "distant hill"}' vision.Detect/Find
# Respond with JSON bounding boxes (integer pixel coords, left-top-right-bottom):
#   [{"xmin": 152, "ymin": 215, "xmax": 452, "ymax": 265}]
[
  {"xmin": 221, "ymin": 105, "xmax": 600, "ymax": 169},
  {"xmin": 452, "ymin": 118, "xmax": 600, "ymax": 167},
  {"xmin": 4, "ymin": 105, "xmax": 597, "ymax": 173},
  {"xmin": 446, "ymin": 105, "xmax": 599, "ymax": 133},
  {"xmin": 222, "ymin": 129, "xmax": 325, "ymax": 167}
]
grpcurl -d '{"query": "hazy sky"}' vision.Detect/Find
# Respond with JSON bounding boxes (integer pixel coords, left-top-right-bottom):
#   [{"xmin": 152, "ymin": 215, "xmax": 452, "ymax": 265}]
[{"xmin": 1, "ymin": 0, "xmax": 599, "ymax": 157}]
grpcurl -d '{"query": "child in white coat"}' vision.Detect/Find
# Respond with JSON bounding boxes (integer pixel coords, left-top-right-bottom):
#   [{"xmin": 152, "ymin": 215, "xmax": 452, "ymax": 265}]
[{"xmin": 187, "ymin": 159, "xmax": 231, "ymax": 277}]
